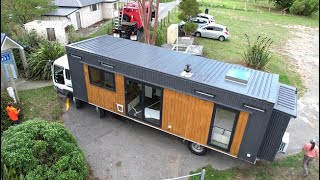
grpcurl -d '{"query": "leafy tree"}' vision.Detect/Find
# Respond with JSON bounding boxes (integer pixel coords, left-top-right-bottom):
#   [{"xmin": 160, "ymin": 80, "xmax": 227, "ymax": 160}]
[
  {"xmin": 137, "ymin": 0, "xmax": 161, "ymax": 45},
  {"xmin": 1, "ymin": 0, "xmax": 57, "ymax": 34},
  {"xmin": 1, "ymin": 0, "xmax": 56, "ymax": 24},
  {"xmin": 178, "ymin": 0, "xmax": 201, "ymax": 21},
  {"xmin": 290, "ymin": 0, "xmax": 319, "ymax": 16},
  {"xmin": 1, "ymin": 120, "xmax": 88, "ymax": 179},
  {"xmin": 243, "ymin": 34, "xmax": 273, "ymax": 70},
  {"xmin": 269, "ymin": 0, "xmax": 294, "ymax": 9},
  {"xmin": 28, "ymin": 40, "xmax": 65, "ymax": 80}
]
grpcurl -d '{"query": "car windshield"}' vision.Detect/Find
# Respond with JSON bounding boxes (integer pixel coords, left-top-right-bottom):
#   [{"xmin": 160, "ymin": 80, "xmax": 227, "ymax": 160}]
[{"xmin": 226, "ymin": 28, "xmax": 229, "ymax": 32}]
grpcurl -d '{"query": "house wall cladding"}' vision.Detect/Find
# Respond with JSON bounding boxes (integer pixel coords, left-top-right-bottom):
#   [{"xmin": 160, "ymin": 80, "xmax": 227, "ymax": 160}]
[
  {"xmin": 257, "ymin": 110, "xmax": 291, "ymax": 162},
  {"xmin": 79, "ymin": 5, "xmax": 103, "ymax": 28},
  {"xmin": 66, "ymin": 48, "xmax": 276, "ymax": 163}
]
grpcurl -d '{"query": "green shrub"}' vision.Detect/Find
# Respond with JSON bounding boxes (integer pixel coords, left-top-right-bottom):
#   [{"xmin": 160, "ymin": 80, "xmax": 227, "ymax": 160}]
[
  {"xmin": 1, "ymin": 92, "xmax": 14, "ymax": 134},
  {"xmin": 243, "ymin": 34, "xmax": 273, "ymax": 70},
  {"xmin": 1, "ymin": 161, "xmax": 26, "ymax": 180},
  {"xmin": 65, "ymin": 25, "xmax": 77, "ymax": 44},
  {"xmin": 290, "ymin": 0, "xmax": 319, "ymax": 16},
  {"xmin": 28, "ymin": 40, "xmax": 65, "ymax": 80},
  {"xmin": 155, "ymin": 29, "xmax": 165, "ymax": 47},
  {"xmin": 1, "ymin": 120, "xmax": 88, "ymax": 179},
  {"xmin": 178, "ymin": 0, "xmax": 201, "ymax": 21},
  {"xmin": 16, "ymin": 30, "xmax": 45, "ymax": 53},
  {"xmin": 183, "ymin": 22, "xmax": 198, "ymax": 35}
]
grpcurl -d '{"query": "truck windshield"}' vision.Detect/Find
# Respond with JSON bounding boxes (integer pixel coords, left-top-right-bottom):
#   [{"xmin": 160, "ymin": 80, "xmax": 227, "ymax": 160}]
[{"xmin": 53, "ymin": 65, "xmax": 65, "ymax": 84}]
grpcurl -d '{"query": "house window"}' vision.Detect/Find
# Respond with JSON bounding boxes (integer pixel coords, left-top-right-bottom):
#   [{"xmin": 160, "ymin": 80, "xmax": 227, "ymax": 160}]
[
  {"xmin": 88, "ymin": 66, "xmax": 115, "ymax": 91},
  {"xmin": 114, "ymin": 2, "xmax": 117, "ymax": 10},
  {"xmin": 91, "ymin": 4, "xmax": 98, "ymax": 11},
  {"xmin": 46, "ymin": 28, "xmax": 56, "ymax": 41}
]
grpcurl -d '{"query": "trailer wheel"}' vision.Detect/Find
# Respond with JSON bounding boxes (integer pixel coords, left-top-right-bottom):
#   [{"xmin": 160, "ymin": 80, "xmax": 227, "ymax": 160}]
[
  {"xmin": 98, "ymin": 107, "xmax": 106, "ymax": 118},
  {"xmin": 74, "ymin": 98, "xmax": 82, "ymax": 109},
  {"xmin": 188, "ymin": 142, "xmax": 207, "ymax": 156}
]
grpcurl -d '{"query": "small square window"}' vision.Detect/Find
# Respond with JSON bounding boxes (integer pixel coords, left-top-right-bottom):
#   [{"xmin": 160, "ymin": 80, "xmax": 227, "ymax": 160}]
[
  {"xmin": 91, "ymin": 4, "xmax": 98, "ymax": 11},
  {"xmin": 88, "ymin": 66, "xmax": 116, "ymax": 91}
]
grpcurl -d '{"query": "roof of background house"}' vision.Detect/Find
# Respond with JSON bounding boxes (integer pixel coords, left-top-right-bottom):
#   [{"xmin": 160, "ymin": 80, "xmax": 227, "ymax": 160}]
[
  {"xmin": 43, "ymin": 7, "xmax": 79, "ymax": 16},
  {"xmin": 53, "ymin": 0, "xmax": 116, "ymax": 7}
]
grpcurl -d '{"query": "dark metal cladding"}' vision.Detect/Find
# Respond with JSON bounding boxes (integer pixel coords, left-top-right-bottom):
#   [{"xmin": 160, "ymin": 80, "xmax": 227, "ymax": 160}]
[
  {"xmin": 257, "ymin": 110, "xmax": 291, "ymax": 162},
  {"xmin": 65, "ymin": 35, "xmax": 297, "ymax": 163}
]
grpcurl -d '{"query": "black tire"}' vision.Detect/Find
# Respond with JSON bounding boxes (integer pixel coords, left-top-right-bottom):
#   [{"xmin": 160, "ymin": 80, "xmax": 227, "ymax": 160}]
[
  {"xmin": 188, "ymin": 142, "xmax": 207, "ymax": 156},
  {"xmin": 75, "ymin": 98, "xmax": 82, "ymax": 109},
  {"xmin": 195, "ymin": 32, "xmax": 201, "ymax": 37},
  {"xmin": 218, "ymin": 36, "xmax": 225, "ymax": 42},
  {"xmin": 98, "ymin": 107, "xmax": 106, "ymax": 118}
]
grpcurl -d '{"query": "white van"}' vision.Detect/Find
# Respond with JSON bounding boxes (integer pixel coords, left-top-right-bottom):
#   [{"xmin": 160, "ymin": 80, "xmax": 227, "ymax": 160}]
[{"xmin": 52, "ymin": 55, "xmax": 73, "ymax": 96}]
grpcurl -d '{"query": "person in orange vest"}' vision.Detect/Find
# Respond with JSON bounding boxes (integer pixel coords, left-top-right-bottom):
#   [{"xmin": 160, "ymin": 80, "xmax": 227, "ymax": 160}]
[
  {"xmin": 6, "ymin": 102, "xmax": 20, "ymax": 125},
  {"xmin": 302, "ymin": 138, "xmax": 319, "ymax": 177}
]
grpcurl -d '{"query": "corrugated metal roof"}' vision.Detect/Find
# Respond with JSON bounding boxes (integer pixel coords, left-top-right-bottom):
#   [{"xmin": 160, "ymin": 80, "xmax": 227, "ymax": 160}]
[
  {"xmin": 54, "ymin": 0, "xmax": 114, "ymax": 7},
  {"xmin": 43, "ymin": 7, "xmax": 79, "ymax": 16},
  {"xmin": 274, "ymin": 83, "xmax": 297, "ymax": 117},
  {"xmin": 54, "ymin": 0, "xmax": 81, "ymax": 7},
  {"xmin": 67, "ymin": 35, "xmax": 282, "ymax": 103}
]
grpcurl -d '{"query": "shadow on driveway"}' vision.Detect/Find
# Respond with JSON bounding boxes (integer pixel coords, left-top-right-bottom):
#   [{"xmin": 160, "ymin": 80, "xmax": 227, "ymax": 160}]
[{"xmin": 63, "ymin": 100, "xmax": 247, "ymax": 180}]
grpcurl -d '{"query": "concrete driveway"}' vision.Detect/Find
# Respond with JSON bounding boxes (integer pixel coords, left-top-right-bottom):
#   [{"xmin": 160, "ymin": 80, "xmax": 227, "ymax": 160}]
[{"xmin": 63, "ymin": 102, "xmax": 246, "ymax": 180}]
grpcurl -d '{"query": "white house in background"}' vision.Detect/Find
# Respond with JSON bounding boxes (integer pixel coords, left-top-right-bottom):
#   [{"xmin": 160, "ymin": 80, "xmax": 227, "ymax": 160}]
[
  {"xmin": 42, "ymin": 0, "xmax": 119, "ymax": 31},
  {"xmin": 24, "ymin": 20, "xmax": 72, "ymax": 45}
]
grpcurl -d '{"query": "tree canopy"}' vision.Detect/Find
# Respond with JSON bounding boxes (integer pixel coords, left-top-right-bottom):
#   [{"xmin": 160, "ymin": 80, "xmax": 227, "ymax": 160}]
[
  {"xmin": 1, "ymin": 0, "xmax": 57, "ymax": 34},
  {"xmin": 178, "ymin": 0, "xmax": 201, "ymax": 21}
]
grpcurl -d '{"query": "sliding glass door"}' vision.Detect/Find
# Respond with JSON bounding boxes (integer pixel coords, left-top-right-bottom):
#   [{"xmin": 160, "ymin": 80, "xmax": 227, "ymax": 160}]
[
  {"xmin": 208, "ymin": 105, "xmax": 239, "ymax": 151},
  {"xmin": 125, "ymin": 78, "xmax": 163, "ymax": 127}
]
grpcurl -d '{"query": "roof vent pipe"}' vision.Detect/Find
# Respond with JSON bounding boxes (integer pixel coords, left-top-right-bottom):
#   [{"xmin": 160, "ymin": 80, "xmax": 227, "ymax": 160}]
[
  {"xmin": 184, "ymin": 64, "xmax": 191, "ymax": 73},
  {"xmin": 181, "ymin": 64, "xmax": 193, "ymax": 78}
]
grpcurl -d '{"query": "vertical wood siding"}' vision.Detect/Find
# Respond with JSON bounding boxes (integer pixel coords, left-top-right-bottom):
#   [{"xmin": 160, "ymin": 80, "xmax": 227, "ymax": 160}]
[
  {"xmin": 161, "ymin": 89, "xmax": 214, "ymax": 144},
  {"xmin": 83, "ymin": 64, "xmax": 125, "ymax": 114},
  {"xmin": 230, "ymin": 112, "xmax": 250, "ymax": 156}
]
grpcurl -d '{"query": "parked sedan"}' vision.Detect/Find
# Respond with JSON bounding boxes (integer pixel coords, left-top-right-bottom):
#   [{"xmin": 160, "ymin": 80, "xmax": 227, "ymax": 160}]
[
  {"xmin": 194, "ymin": 24, "xmax": 229, "ymax": 41},
  {"xmin": 179, "ymin": 17, "xmax": 214, "ymax": 29},
  {"xmin": 197, "ymin": 13, "xmax": 215, "ymax": 24}
]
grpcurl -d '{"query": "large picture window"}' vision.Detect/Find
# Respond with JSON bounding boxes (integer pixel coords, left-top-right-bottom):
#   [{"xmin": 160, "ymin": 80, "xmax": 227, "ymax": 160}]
[
  {"xmin": 125, "ymin": 78, "xmax": 163, "ymax": 127},
  {"xmin": 88, "ymin": 66, "xmax": 115, "ymax": 91}
]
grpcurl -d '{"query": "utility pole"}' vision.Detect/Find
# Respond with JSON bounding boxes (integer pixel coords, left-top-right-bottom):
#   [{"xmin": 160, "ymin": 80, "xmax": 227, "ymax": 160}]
[{"xmin": 5, "ymin": 64, "xmax": 20, "ymax": 104}]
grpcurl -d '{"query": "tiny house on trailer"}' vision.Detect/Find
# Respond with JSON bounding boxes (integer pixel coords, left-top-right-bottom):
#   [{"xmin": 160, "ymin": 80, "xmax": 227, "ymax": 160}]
[{"xmin": 64, "ymin": 35, "xmax": 297, "ymax": 163}]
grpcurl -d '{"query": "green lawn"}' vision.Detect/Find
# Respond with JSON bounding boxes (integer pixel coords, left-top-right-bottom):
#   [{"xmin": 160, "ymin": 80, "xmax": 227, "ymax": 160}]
[
  {"xmin": 190, "ymin": 152, "xmax": 319, "ymax": 179},
  {"xmin": 183, "ymin": 2, "xmax": 318, "ymax": 94},
  {"xmin": 18, "ymin": 86, "xmax": 62, "ymax": 122}
]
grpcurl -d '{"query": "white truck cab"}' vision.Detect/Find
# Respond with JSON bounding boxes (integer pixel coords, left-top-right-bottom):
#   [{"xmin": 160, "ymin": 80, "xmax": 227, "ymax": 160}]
[{"xmin": 52, "ymin": 54, "xmax": 73, "ymax": 97}]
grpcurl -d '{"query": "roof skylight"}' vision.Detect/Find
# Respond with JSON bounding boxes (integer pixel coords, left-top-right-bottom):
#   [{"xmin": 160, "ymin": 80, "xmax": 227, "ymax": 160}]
[{"xmin": 225, "ymin": 69, "xmax": 251, "ymax": 85}]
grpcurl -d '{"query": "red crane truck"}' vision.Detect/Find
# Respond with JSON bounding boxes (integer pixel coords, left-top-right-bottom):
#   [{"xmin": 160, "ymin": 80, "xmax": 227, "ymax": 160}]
[{"xmin": 113, "ymin": 1, "xmax": 155, "ymax": 41}]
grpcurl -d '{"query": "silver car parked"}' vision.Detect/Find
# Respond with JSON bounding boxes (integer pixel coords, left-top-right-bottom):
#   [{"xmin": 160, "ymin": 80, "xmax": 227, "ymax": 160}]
[{"xmin": 194, "ymin": 24, "xmax": 229, "ymax": 41}]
